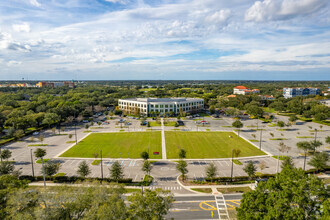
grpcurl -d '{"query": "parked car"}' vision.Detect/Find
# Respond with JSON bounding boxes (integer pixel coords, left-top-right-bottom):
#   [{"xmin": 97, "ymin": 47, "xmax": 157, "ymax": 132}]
[
  {"xmin": 82, "ymin": 120, "xmax": 89, "ymax": 123},
  {"xmin": 119, "ymin": 119, "xmax": 126, "ymax": 123},
  {"xmin": 32, "ymin": 132, "xmax": 39, "ymax": 135},
  {"xmin": 125, "ymin": 122, "xmax": 132, "ymax": 125},
  {"xmin": 177, "ymin": 120, "xmax": 184, "ymax": 126}
]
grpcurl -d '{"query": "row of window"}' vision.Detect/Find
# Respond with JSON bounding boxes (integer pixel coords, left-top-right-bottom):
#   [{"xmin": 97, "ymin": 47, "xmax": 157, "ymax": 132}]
[{"xmin": 118, "ymin": 101, "xmax": 203, "ymax": 108}]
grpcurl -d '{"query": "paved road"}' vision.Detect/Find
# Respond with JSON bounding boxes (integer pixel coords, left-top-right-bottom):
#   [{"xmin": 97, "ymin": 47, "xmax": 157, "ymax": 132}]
[{"xmin": 167, "ymin": 194, "xmax": 243, "ymax": 219}]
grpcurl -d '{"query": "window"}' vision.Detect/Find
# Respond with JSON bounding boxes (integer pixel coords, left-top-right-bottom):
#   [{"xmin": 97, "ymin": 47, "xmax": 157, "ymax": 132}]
[
  {"xmin": 155, "ymin": 105, "xmax": 159, "ymax": 108},
  {"xmin": 160, "ymin": 105, "xmax": 163, "ymax": 108},
  {"xmin": 165, "ymin": 105, "xmax": 168, "ymax": 108},
  {"xmin": 170, "ymin": 104, "xmax": 173, "ymax": 107}
]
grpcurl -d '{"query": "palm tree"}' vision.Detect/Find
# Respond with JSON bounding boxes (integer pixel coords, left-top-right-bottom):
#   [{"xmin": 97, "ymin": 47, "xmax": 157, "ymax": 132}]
[
  {"xmin": 34, "ymin": 148, "xmax": 47, "ymax": 187},
  {"xmin": 231, "ymin": 148, "xmax": 241, "ymax": 181},
  {"xmin": 296, "ymin": 141, "xmax": 312, "ymax": 171},
  {"xmin": 310, "ymin": 140, "xmax": 322, "ymax": 153}
]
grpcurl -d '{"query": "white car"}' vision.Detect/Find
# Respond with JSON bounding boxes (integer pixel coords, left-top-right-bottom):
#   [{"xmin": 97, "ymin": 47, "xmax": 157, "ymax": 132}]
[{"xmin": 32, "ymin": 132, "xmax": 39, "ymax": 135}]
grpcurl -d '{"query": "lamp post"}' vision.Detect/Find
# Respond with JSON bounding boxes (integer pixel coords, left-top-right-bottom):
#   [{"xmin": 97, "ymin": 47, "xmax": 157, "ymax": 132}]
[
  {"xmin": 100, "ymin": 150, "xmax": 103, "ymax": 180},
  {"xmin": 30, "ymin": 149, "xmax": 34, "ymax": 177},
  {"xmin": 230, "ymin": 149, "xmax": 234, "ymax": 182},
  {"xmin": 259, "ymin": 128, "xmax": 263, "ymax": 150},
  {"xmin": 314, "ymin": 128, "xmax": 317, "ymax": 142}
]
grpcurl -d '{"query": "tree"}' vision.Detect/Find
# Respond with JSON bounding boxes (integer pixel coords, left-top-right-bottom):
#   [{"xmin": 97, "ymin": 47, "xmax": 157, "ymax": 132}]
[
  {"xmin": 178, "ymin": 148, "xmax": 186, "ymax": 159},
  {"xmin": 110, "ymin": 161, "xmax": 123, "ymax": 182},
  {"xmin": 326, "ymin": 136, "xmax": 330, "ymax": 144},
  {"xmin": 142, "ymin": 160, "xmax": 152, "ymax": 176},
  {"xmin": 231, "ymin": 148, "xmax": 241, "ymax": 181},
  {"xmin": 176, "ymin": 160, "xmax": 188, "ymax": 181},
  {"xmin": 140, "ymin": 151, "xmax": 149, "ymax": 160},
  {"xmin": 44, "ymin": 161, "xmax": 61, "ymax": 177},
  {"xmin": 205, "ymin": 163, "xmax": 217, "ymax": 181},
  {"xmin": 237, "ymin": 167, "xmax": 328, "ymax": 219},
  {"xmin": 42, "ymin": 113, "xmax": 60, "ymax": 128},
  {"xmin": 34, "ymin": 148, "xmax": 47, "ymax": 186},
  {"xmin": 277, "ymin": 120, "xmax": 285, "ymax": 128},
  {"xmin": 0, "ymin": 161, "xmax": 15, "ymax": 175},
  {"xmin": 232, "ymin": 120, "xmax": 243, "ymax": 137},
  {"xmin": 281, "ymin": 156, "xmax": 294, "ymax": 169},
  {"xmin": 38, "ymin": 135, "xmax": 44, "ymax": 144},
  {"xmin": 296, "ymin": 141, "xmax": 312, "ymax": 170},
  {"xmin": 0, "ymin": 149, "xmax": 12, "ymax": 161},
  {"xmin": 310, "ymin": 140, "xmax": 322, "ymax": 153},
  {"xmin": 128, "ymin": 189, "xmax": 174, "ymax": 220},
  {"xmin": 68, "ymin": 134, "xmax": 73, "ymax": 139},
  {"xmin": 289, "ymin": 115, "xmax": 298, "ymax": 124},
  {"xmin": 243, "ymin": 161, "xmax": 256, "ymax": 180},
  {"xmin": 13, "ymin": 129, "xmax": 24, "ymax": 139},
  {"xmin": 77, "ymin": 160, "xmax": 91, "ymax": 177},
  {"xmin": 308, "ymin": 152, "xmax": 329, "ymax": 172},
  {"xmin": 246, "ymin": 105, "xmax": 263, "ymax": 118}
]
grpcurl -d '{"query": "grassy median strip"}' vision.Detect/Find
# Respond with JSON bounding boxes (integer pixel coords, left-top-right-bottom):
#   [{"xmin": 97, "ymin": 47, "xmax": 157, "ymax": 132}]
[
  {"xmin": 217, "ymin": 187, "xmax": 252, "ymax": 194},
  {"xmin": 296, "ymin": 136, "xmax": 313, "ymax": 138},
  {"xmin": 36, "ymin": 159, "xmax": 50, "ymax": 164},
  {"xmin": 190, "ymin": 188, "xmax": 212, "ymax": 193},
  {"xmin": 232, "ymin": 159, "xmax": 242, "ymax": 165},
  {"xmin": 60, "ymin": 132, "xmax": 162, "ymax": 159}
]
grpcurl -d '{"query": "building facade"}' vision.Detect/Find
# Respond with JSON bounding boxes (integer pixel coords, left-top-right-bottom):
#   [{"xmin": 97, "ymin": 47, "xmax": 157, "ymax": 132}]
[
  {"xmin": 118, "ymin": 98, "xmax": 204, "ymax": 116},
  {"xmin": 283, "ymin": 88, "xmax": 321, "ymax": 98},
  {"xmin": 233, "ymin": 86, "xmax": 260, "ymax": 95}
]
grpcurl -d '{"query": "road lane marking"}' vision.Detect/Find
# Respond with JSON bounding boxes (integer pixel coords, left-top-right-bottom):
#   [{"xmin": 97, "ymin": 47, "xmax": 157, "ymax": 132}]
[{"xmin": 199, "ymin": 201, "xmax": 217, "ymax": 211}]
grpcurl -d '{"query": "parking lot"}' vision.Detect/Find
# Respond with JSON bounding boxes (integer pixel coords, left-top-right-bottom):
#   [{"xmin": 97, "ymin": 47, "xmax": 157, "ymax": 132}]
[{"xmin": 3, "ymin": 114, "xmax": 327, "ymax": 187}]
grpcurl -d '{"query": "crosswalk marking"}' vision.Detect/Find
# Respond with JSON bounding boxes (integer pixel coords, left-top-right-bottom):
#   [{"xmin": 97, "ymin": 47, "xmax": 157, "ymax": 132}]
[{"xmin": 148, "ymin": 186, "xmax": 182, "ymax": 191}]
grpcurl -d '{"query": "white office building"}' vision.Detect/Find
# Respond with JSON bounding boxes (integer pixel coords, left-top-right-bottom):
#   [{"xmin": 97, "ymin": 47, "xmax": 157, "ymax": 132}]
[
  {"xmin": 283, "ymin": 88, "xmax": 321, "ymax": 98},
  {"xmin": 118, "ymin": 98, "xmax": 204, "ymax": 115}
]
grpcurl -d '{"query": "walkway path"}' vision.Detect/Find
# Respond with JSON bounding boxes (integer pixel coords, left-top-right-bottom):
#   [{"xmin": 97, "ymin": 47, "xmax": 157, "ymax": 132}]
[{"xmin": 161, "ymin": 118, "xmax": 167, "ymax": 159}]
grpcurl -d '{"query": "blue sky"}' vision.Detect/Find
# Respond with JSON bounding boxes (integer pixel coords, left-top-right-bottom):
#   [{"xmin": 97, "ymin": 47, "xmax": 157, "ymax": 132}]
[{"xmin": 0, "ymin": 0, "xmax": 329, "ymax": 80}]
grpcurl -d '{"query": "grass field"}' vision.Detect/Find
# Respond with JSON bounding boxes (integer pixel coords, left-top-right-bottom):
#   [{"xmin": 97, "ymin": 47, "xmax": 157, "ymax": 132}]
[
  {"xmin": 60, "ymin": 132, "xmax": 162, "ymax": 159},
  {"xmin": 165, "ymin": 131, "xmax": 266, "ymax": 159}
]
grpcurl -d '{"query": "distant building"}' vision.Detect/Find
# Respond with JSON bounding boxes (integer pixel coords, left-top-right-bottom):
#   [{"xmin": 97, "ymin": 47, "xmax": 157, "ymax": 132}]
[
  {"xmin": 118, "ymin": 97, "xmax": 204, "ymax": 116},
  {"xmin": 283, "ymin": 88, "xmax": 321, "ymax": 98},
  {"xmin": 259, "ymin": 95, "xmax": 275, "ymax": 101},
  {"xmin": 233, "ymin": 86, "xmax": 260, "ymax": 95},
  {"xmin": 36, "ymin": 81, "xmax": 75, "ymax": 88}
]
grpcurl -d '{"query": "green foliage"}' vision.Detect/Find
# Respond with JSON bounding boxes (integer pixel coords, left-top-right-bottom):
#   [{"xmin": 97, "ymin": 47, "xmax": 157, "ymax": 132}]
[
  {"xmin": 110, "ymin": 161, "xmax": 124, "ymax": 182},
  {"xmin": 237, "ymin": 167, "xmax": 328, "ymax": 219},
  {"xmin": 308, "ymin": 152, "xmax": 329, "ymax": 172},
  {"xmin": 34, "ymin": 148, "xmax": 46, "ymax": 159},
  {"xmin": 35, "ymin": 158, "xmax": 50, "ymax": 164},
  {"xmin": 0, "ymin": 161, "xmax": 15, "ymax": 175},
  {"xmin": 91, "ymin": 160, "xmax": 101, "ymax": 165},
  {"xmin": 205, "ymin": 163, "xmax": 217, "ymax": 180},
  {"xmin": 326, "ymin": 136, "xmax": 330, "ymax": 144},
  {"xmin": 243, "ymin": 161, "xmax": 256, "ymax": 180},
  {"xmin": 77, "ymin": 160, "xmax": 91, "ymax": 177},
  {"xmin": 128, "ymin": 189, "xmax": 174, "ymax": 220},
  {"xmin": 176, "ymin": 160, "xmax": 188, "ymax": 181},
  {"xmin": 178, "ymin": 148, "xmax": 186, "ymax": 159},
  {"xmin": 276, "ymin": 120, "xmax": 285, "ymax": 127},
  {"xmin": 232, "ymin": 159, "xmax": 242, "ymax": 165},
  {"xmin": 142, "ymin": 160, "xmax": 152, "ymax": 175},
  {"xmin": 43, "ymin": 161, "xmax": 61, "ymax": 177},
  {"xmin": 281, "ymin": 156, "xmax": 294, "ymax": 169},
  {"xmin": 0, "ymin": 149, "xmax": 12, "ymax": 161},
  {"xmin": 140, "ymin": 151, "xmax": 149, "ymax": 160}
]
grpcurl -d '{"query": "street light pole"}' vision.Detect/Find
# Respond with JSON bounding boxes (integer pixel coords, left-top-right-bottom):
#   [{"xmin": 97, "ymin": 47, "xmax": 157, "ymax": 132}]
[
  {"xmin": 259, "ymin": 128, "xmax": 263, "ymax": 150},
  {"xmin": 100, "ymin": 150, "xmax": 103, "ymax": 180},
  {"xmin": 230, "ymin": 149, "xmax": 234, "ymax": 182},
  {"xmin": 30, "ymin": 149, "xmax": 34, "ymax": 177},
  {"xmin": 314, "ymin": 129, "xmax": 317, "ymax": 142}
]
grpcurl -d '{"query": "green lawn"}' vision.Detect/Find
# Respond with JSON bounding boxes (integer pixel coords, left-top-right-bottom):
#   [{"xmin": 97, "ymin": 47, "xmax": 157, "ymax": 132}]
[
  {"xmin": 60, "ymin": 132, "xmax": 162, "ymax": 159},
  {"xmin": 165, "ymin": 131, "xmax": 266, "ymax": 159}
]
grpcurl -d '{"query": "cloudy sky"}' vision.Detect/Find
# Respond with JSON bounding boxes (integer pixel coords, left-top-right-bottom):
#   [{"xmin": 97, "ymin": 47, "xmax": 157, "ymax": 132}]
[{"xmin": 0, "ymin": 0, "xmax": 329, "ymax": 80}]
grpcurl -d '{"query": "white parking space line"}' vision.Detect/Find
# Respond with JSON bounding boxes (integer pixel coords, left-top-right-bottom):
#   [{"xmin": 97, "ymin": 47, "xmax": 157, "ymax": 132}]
[
  {"xmin": 70, "ymin": 160, "xmax": 76, "ymax": 165},
  {"xmin": 194, "ymin": 173, "xmax": 197, "ymax": 181},
  {"xmin": 223, "ymin": 161, "xmax": 229, "ymax": 166},
  {"xmin": 132, "ymin": 160, "xmax": 137, "ymax": 167},
  {"xmin": 120, "ymin": 160, "xmax": 124, "ymax": 166},
  {"xmin": 128, "ymin": 160, "xmax": 133, "ymax": 167},
  {"xmin": 134, "ymin": 174, "xmax": 138, "ymax": 181}
]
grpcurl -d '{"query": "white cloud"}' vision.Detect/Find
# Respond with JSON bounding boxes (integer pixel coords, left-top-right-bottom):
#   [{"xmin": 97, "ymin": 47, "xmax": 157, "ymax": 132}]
[
  {"xmin": 7, "ymin": 60, "xmax": 22, "ymax": 66},
  {"xmin": 104, "ymin": 0, "xmax": 128, "ymax": 4},
  {"xmin": 29, "ymin": 0, "xmax": 41, "ymax": 7},
  {"xmin": 205, "ymin": 9, "xmax": 231, "ymax": 24},
  {"xmin": 13, "ymin": 23, "xmax": 30, "ymax": 33},
  {"xmin": 245, "ymin": 0, "xmax": 327, "ymax": 22}
]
